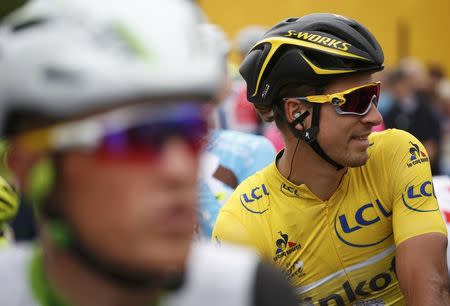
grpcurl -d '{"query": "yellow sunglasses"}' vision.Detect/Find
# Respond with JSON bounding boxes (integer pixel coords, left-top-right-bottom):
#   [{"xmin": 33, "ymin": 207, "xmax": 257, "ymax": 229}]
[{"xmin": 283, "ymin": 81, "xmax": 381, "ymax": 115}]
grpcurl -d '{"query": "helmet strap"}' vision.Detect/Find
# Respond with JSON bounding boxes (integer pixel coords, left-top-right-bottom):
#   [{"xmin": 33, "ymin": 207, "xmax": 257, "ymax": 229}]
[
  {"xmin": 46, "ymin": 215, "xmax": 185, "ymax": 291},
  {"xmin": 307, "ymin": 104, "xmax": 344, "ymax": 170},
  {"xmin": 275, "ymin": 102, "xmax": 344, "ymax": 170}
]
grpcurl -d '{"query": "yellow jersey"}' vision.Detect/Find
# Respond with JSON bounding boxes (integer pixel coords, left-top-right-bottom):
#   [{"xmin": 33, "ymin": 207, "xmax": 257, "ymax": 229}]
[{"xmin": 212, "ymin": 129, "xmax": 447, "ymax": 306}]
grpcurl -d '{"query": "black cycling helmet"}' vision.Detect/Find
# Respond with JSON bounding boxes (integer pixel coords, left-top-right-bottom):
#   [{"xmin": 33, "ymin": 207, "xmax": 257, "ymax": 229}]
[
  {"xmin": 240, "ymin": 13, "xmax": 384, "ymax": 105},
  {"xmin": 240, "ymin": 14, "xmax": 384, "ymax": 170}
]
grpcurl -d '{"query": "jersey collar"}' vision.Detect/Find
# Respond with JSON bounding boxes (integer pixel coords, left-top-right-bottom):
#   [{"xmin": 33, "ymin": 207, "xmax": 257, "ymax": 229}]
[{"xmin": 271, "ymin": 150, "xmax": 350, "ymax": 202}]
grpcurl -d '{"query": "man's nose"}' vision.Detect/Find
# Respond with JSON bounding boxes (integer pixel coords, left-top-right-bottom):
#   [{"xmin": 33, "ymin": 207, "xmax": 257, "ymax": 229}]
[
  {"xmin": 157, "ymin": 137, "xmax": 199, "ymax": 185},
  {"xmin": 362, "ymin": 102, "xmax": 383, "ymax": 126}
]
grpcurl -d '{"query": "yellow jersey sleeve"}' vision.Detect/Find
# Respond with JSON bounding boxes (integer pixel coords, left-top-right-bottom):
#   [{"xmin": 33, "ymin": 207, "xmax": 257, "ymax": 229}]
[
  {"xmin": 379, "ymin": 129, "xmax": 447, "ymax": 245},
  {"xmin": 212, "ymin": 210, "xmax": 256, "ymax": 249},
  {"xmin": 212, "ymin": 174, "xmax": 272, "ymax": 257}
]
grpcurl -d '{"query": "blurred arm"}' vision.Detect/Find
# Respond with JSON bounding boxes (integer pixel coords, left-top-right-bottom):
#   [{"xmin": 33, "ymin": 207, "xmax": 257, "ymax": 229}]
[
  {"xmin": 396, "ymin": 233, "xmax": 450, "ymax": 305},
  {"xmin": 422, "ymin": 139, "xmax": 438, "ymax": 164}
]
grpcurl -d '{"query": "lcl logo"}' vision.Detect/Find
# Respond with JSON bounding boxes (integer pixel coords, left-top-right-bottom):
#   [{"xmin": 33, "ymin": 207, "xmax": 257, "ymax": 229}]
[
  {"xmin": 335, "ymin": 199, "xmax": 393, "ymax": 247},
  {"xmin": 280, "ymin": 183, "xmax": 299, "ymax": 198},
  {"xmin": 240, "ymin": 184, "xmax": 270, "ymax": 214}
]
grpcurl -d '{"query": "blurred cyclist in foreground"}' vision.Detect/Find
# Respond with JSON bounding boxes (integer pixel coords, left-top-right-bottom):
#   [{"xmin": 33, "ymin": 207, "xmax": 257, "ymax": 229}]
[{"xmin": 0, "ymin": 1, "xmax": 298, "ymax": 306}]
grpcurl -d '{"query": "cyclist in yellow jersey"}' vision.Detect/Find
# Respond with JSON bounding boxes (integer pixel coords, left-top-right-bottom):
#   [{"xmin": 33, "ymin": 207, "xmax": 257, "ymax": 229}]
[{"xmin": 213, "ymin": 13, "xmax": 450, "ymax": 305}]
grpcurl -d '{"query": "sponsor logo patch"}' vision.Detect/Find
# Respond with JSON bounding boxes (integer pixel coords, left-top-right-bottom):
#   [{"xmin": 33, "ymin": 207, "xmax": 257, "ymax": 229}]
[
  {"xmin": 284, "ymin": 30, "xmax": 351, "ymax": 51},
  {"xmin": 282, "ymin": 259, "xmax": 305, "ymax": 280},
  {"xmin": 273, "ymin": 231, "xmax": 301, "ymax": 261},
  {"xmin": 406, "ymin": 142, "xmax": 429, "ymax": 168},
  {"xmin": 335, "ymin": 199, "xmax": 392, "ymax": 247},
  {"xmin": 402, "ymin": 180, "xmax": 439, "ymax": 212},
  {"xmin": 280, "ymin": 183, "xmax": 299, "ymax": 198},
  {"xmin": 300, "ymin": 258, "xmax": 395, "ymax": 306},
  {"xmin": 261, "ymin": 83, "xmax": 270, "ymax": 99},
  {"xmin": 239, "ymin": 184, "xmax": 270, "ymax": 214}
]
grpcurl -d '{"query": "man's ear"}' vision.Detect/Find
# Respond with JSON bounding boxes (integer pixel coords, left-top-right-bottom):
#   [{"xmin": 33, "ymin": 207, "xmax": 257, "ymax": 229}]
[
  {"xmin": 6, "ymin": 140, "xmax": 46, "ymax": 190},
  {"xmin": 283, "ymin": 99, "xmax": 311, "ymax": 130}
]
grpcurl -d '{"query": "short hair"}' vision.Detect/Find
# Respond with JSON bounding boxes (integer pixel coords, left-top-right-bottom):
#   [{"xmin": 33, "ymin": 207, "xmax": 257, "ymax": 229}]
[{"xmin": 254, "ymin": 82, "xmax": 326, "ymax": 131}]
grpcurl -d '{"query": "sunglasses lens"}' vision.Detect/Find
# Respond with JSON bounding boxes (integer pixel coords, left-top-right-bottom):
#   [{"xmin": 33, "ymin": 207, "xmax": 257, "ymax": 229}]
[
  {"xmin": 95, "ymin": 105, "xmax": 208, "ymax": 161},
  {"xmin": 340, "ymin": 83, "xmax": 380, "ymax": 114}
]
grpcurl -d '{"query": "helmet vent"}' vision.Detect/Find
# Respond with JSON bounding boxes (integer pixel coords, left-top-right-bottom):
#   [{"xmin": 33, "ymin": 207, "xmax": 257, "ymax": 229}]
[
  {"xmin": 285, "ymin": 18, "xmax": 299, "ymax": 23},
  {"xmin": 347, "ymin": 23, "xmax": 378, "ymax": 51},
  {"xmin": 302, "ymin": 49, "xmax": 373, "ymax": 70},
  {"xmin": 11, "ymin": 18, "xmax": 48, "ymax": 33},
  {"xmin": 43, "ymin": 66, "xmax": 81, "ymax": 84},
  {"xmin": 306, "ymin": 22, "xmax": 368, "ymax": 51}
]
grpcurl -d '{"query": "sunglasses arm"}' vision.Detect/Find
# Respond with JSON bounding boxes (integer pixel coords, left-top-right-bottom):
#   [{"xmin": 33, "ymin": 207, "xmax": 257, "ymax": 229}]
[{"xmin": 295, "ymin": 95, "xmax": 344, "ymax": 105}]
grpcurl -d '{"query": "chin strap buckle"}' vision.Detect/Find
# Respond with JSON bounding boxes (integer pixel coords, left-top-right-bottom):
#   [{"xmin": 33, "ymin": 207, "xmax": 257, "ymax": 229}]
[{"xmin": 302, "ymin": 126, "xmax": 318, "ymax": 144}]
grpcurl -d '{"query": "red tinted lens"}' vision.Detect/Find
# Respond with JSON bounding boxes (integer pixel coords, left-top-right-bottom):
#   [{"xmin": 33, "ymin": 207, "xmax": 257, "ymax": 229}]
[
  {"xmin": 340, "ymin": 83, "xmax": 380, "ymax": 114},
  {"xmin": 94, "ymin": 104, "xmax": 208, "ymax": 161}
]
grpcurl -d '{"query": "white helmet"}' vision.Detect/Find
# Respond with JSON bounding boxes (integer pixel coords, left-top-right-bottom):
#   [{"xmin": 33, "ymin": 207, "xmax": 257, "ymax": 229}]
[
  {"xmin": 199, "ymin": 23, "xmax": 230, "ymax": 58},
  {"xmin": 0, "ymin": 0, "xmax": 223, "ymax": 134}
]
